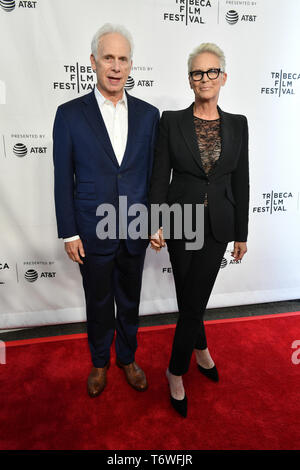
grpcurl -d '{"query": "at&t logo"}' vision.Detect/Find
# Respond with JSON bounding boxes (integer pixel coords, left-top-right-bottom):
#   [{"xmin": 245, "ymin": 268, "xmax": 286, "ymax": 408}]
[
  {"xmin": 0, "ymin": 0, "xmax": 37, "ymax": 11},
  {"xmin": 225, "ymin": 10, "xmax": 238, "ymax": 24},
  {"xmin": 0, "ymin": 0, "xmax": 15, "ymax": 11},
  {"xmin": 25, "ymin": 269, "xmax": 38, "ymax": 282},
  {"xmin": 13, "ymin": 142, "xmax": 47, "ymax": 157},
  {"xmin": 24, "ymin": 269, "xmax": 56, "ymax": 282},
  {"xmin": 220, "ymin": 255, "xmax": 242, "ymax": 268},
  {"xmin": 125, "ymin": 76, "xmax": 135, "ymax": 91},
  {"xmin": 13, "ymin": 143, "xmax": 27, "ymax": 157},
  {"xmin": 124, "ymin": 75, "xmax": 154, "ymax": 91},
  {"xmin": 225, "ymin": 9, "xmax": 257, "ymax": 24}
]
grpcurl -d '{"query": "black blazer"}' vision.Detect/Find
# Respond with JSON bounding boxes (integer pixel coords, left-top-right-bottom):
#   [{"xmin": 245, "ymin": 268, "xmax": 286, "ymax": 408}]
[{"xmin": 149, "ymin": 103, "xmax": 249, "ymax": 243}]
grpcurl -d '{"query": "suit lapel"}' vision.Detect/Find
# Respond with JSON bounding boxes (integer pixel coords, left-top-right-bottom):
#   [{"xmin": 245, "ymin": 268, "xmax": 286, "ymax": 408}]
[
  {"xmin": 179, "ymin": 103, "xmax": 234, "ymax": 177},
  {"xmin": 208, "ymin": 105, "xmax": 234, "ymax": 177},
  {"xmin": 179, "ymin": 103, "xmax": 206, "ymax": 175},
  {"xmin": 81, "ymin": 90, "xmax": 119, "ymax": 167},
  {"xmin": 120, "ymin": 92, "xmax": 139, "ymax": 169}
]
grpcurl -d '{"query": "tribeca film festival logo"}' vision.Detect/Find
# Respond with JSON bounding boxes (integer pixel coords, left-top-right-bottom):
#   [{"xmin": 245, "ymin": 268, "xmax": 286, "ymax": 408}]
[
  {"xmin": 1, "ymin": 133, "xmax": 48, "ymax": 159},
  {"xmin": 163, "ymin": 0, "xmax": 212, "ymax": 25},
  {"xmin": 261, "ymin": 71, "xmax": 300, "ymax": 97},
  {"xmin": 252, "ymin": 191, "xmax": 294, "ymax": 214},
  {"xmin": 162, "ymin": 1, "xmax": 257, "ymax": 26},
  {"xmin": 53, "ymin": 64, "xmax": 95, "ymax": 93},
  {"xmin": 23, "ymin": 261, "xmax": 56, "ymax": 283},
  {"xmin": 0, "ymin": 0, "xmax": 37, "ymax": 12}
]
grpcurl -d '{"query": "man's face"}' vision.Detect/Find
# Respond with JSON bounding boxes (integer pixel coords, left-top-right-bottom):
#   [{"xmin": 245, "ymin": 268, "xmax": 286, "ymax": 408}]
[{"xmin": 90, "ymin": 32, "xmax": 132, "ymax": 100}]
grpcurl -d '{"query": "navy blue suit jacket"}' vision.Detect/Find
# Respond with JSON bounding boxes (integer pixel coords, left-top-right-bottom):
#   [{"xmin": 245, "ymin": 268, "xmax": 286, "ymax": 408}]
[{"xmin": 53, "ymin": 90, "xmax": 160, "ymax": 254}]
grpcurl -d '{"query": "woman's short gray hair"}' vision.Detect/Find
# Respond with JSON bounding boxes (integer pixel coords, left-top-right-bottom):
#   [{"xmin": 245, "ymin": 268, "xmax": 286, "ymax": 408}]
[
  {"xmin": 91, "ymin": 23, "xmax": 134, "ymax": 59},
  {"xmin": 188, "ymin": 43, "xmax": 226, "ymax": 72}
]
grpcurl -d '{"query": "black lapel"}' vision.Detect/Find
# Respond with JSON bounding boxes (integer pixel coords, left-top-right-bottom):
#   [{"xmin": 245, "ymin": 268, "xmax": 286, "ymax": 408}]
[
  {"xmin": 81, "ymin": 90, "xmax": 119, "ymax": 167},
  {"xmin": 179, "ymin": 103, "xmax": 234, "ymax": 177},
  {"xmin": 208, "ymin": 105, "xmax": 234, "ymax": 176},
  {"xmin": 179, "ymin": 103, "xmax": 206, "ymax": 175}
]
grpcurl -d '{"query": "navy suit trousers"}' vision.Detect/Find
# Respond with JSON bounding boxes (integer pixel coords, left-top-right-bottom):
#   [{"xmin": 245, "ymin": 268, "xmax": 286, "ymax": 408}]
[{"xmin": 79, "ymin": 241, "xmax": 146, "ymax": 368}]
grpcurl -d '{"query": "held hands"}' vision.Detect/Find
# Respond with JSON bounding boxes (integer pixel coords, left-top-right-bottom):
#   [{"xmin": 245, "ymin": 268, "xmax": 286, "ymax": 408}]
[
  {"xmin": 64, "ymin": 236, "xmax": 246, "ymax": 261},
  {"xmin": 231, "ymin": 241, "xmax": 247, "ymax": 261},
  {"xmin": 64, "ymin": 238, "xmax": 85, "ymax": 264},
  {"xmin": 150, "ymin": 227, "xmax": 166, "ymax": 252}
]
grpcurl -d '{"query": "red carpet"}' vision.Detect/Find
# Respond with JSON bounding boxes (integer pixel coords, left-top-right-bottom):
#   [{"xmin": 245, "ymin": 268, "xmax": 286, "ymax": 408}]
[{"xmin": 1, "ymin": 312, "xmax": 300, "ymax": 450}]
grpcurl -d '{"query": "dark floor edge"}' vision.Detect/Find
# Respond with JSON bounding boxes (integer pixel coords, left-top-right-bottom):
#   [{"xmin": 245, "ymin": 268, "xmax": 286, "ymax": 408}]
[{"xmin": 1, "ymin": 299, "xmax": 300, "ymax": 342}]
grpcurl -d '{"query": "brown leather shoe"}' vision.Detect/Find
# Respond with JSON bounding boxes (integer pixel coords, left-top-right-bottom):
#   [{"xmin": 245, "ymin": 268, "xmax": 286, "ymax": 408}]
[
  {"xmin": 116, "ymin": 359, "xmax": 148, "ymax": 391},
  {"xmin": 87, "ymin": 360, "xmax": 110, "ymax": 398}
]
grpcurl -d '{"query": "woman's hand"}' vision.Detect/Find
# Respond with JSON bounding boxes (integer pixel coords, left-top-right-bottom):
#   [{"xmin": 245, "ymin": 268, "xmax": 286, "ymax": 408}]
[
  {"xmin": 231, "ymin": 242, "xmax": 247, "ymax": 261},
  {"xmin": 150, "ymin": 227, "xmax": 166, "ymax": 252}
]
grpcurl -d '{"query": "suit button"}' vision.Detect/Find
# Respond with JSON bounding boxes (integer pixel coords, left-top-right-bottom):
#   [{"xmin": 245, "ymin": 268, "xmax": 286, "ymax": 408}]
[
  {"xmin": 206, "ymin": 181, "xmax": 210, "ymax": 185},
  {"xmin": 118, "ymin": 174, "xmax": 122, "ymax": 179}
]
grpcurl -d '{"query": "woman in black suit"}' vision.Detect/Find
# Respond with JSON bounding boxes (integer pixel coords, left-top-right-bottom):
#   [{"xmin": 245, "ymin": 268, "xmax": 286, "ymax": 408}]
[{"xmin": 149, "ymin": 43, "xmax": 249, "ymax": 417}]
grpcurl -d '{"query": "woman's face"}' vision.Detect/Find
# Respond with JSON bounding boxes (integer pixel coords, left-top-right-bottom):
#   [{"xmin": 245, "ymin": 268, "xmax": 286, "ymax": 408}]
[{"xmin": 189, "ymin": 52, "xmax": 227, "ymax": 103}]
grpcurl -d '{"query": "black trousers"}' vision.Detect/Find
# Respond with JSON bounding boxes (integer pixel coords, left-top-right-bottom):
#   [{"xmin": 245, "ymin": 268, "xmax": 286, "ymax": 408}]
[
  {"xmin": 79, "ymin": 241, "xmax": 146, "ymax": 368},
  {"xmin": 166, "ymin": 207, "xmax": 227, "ymax": 376}
]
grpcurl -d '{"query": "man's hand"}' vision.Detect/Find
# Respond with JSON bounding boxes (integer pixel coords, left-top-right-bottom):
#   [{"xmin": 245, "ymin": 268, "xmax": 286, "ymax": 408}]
[
  {"xmin": 231, "ymin": 241, "xmax": 247, "ymax": 261},
  {"xmin": 64, "ymin": 238, "xmax": 85, "ymax": 264},
  {"xmin": 150, "ymin": 227, "xmax": 166, "ymax": 252}
]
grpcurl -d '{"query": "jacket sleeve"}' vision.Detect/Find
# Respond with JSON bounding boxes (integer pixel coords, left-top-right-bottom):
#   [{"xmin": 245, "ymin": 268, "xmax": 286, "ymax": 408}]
[
  {"xmin": 52, "ymin": 107, "xmax": 78, "ymax": 239},
  {"xmin": 148, "ymin": 111, "xmax": 172, "ymax": 234},
  {"xmin": 231, "ymin": 115, "xmax": 249, "ymax": 242}
]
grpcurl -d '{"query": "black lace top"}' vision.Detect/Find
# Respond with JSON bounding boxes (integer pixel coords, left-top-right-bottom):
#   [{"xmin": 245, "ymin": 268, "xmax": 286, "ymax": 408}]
[{"xmin": 193, "ymin": 116, "xmax": 221, "ymax": 205}]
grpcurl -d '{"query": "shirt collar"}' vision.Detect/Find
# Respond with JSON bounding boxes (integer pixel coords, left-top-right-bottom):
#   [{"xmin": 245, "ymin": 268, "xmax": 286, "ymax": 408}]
[{"xmin": 94, "ymin": 86, "xmax": 127, "ymax": 108}]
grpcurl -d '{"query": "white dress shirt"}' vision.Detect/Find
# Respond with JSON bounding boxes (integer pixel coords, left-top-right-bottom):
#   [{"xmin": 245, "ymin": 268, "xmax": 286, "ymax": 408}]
[{"xmin": 64, "ymin": 87, "xmax": 128, "ymax": 243}]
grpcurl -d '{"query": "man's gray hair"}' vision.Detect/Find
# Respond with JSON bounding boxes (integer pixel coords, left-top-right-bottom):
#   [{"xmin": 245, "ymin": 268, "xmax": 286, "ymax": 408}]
[
  {"xmin": 188, "ymin": 43, "xmax": 226, "ymax": 72},
  {"xmin": 91, "ymin": 23, "xmax": 134, "ymax": 59}
]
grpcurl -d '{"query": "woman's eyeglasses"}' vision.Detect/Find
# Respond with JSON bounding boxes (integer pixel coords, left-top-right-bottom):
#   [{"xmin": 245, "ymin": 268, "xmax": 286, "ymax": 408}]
[{"xmin": 189, "ymin": 68, "xmax": 223, "ymax": 81}]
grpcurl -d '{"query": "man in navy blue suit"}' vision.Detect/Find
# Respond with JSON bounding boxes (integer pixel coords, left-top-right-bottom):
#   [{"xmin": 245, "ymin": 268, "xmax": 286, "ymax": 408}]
[{"xmin": 53, "ymin": 24, "xmax": 160, "ymax": 397}]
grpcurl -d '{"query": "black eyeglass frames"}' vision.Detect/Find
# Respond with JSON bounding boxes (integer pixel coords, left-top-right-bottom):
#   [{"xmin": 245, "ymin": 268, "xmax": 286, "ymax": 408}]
[{"xmin": 189, "ymin": 68, "xmax": 223, "ymax": 81}]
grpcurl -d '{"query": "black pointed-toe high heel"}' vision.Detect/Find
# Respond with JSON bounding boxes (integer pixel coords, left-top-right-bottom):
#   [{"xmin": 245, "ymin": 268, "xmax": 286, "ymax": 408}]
[
  {"xmin": 170, "ymin": 393, "xmax": 188, "ymax": 418},
  {"xmin": 197, "ymin": 363, "xmax": 219, "ymax": 382},
  {"xmin": 166, "ymin": 369, "xmax": 188, "ymax": 417}
]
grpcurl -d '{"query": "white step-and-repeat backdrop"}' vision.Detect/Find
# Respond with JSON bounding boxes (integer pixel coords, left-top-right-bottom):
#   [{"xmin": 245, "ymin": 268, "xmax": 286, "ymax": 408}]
[{"xmin": 0, "ymin": 0, "xmax": 300, "ymax": 328}]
